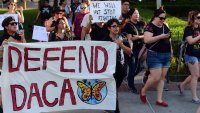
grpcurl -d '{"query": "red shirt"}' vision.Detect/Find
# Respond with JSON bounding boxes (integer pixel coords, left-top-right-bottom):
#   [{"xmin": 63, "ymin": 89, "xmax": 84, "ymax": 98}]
[{"xmin": 73, "ymin": 12, "xmax": 87, "ymax": 39}]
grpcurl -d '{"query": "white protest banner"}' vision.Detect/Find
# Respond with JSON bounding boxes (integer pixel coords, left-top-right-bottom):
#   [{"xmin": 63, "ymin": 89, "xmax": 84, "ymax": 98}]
[
  {"xmin": 1, "ymin": 41, "xmax": 117, "ymax": 113},
  {"xmin": 90, "ymin": 1, "xmax": 121, "ymax": 22},
  {"xmin": 32, "ymin": 25, "xmax": 49, "ymax": 41},
  {"xmin": 0, "ymin": 14, "xmax": 19, "ymax": 30}
]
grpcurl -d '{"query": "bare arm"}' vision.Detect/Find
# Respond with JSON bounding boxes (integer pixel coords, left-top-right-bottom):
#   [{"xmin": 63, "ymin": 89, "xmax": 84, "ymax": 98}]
[
  {"xmin": 186, "ymin": 35, "xmax": 200, "ymax": 45},
  {"xmin": 115, "ymin": 39, "xmax": 132, "ymax": 56},
  {"xmin": 46, "ymin": 18, "xmax": 55, "ymax": 32},
  {"xmin": 18, "ymin": 6, "xmax": 24, "ymax": 23},
  {"xmin": 144, "ymin": 31, "xmax": 170, "ymax": 44},
  {"xmin": 81, "ymin": 28, "xmax": 86, "ymax": 40},
  {"xmin": 19, "ymin": 30, "xmax": 26, "ymax": 43}
]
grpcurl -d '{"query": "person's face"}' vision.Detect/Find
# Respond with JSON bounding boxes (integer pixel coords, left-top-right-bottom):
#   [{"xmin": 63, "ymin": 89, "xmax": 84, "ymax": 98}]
[
  {"xmin": 122, "ymin": 2, "xmax": 129, "ymax": 12},
  {"xmin": 44, "ymin": 1, "xmax": 49, "ymax": 6},
  {"xmin": 108, "ymin": 22, "xmax": 120, "ymax": 35},
  {"xmin": 80, "ymin": 4, "xmax": 88, "ymax": 13},
  {"xmin": 194, "ymin": 13, "xmax": 200, "ymax": 25},
  {"xmin": 83, "ymin": 0, "xmax": 90, "ymax": 5},
  {"xmin": 58, "ymin": 20, "xmax": 66, "ymax": 29},
  {"xmin": 5, "ymin": 21, "xmax": 17, "ymax": 33},
  {"xmin": 8, "ymin": 2, "xmax": 16, "ymax": 10},
  {"xmin": 55, "ymin": 11, "xmax": 64, "ymax": 18},
  {"xmin": 74, "ymin": 0, "xmax": 79, "ymax": 3},
  {"xmin": 155, "ymin": 13, "xmax": 166, "ymax": 25},
  {"xmin": 131, "ymin": 10, "xmax": 140, "ymax": 21}
]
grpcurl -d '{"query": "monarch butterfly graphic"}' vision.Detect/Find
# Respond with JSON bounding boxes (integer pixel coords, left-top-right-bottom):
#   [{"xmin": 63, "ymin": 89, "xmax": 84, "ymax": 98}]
[{"xmin": 77, "ymin": 80, "xmax": 106, "ymax": 102}]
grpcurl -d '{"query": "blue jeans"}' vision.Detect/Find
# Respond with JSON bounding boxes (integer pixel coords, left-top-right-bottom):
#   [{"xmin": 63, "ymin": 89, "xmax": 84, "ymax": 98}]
[
  {"xmin": 127, "ymin": 49, "xmax": 140, "ymax": 89},
  {"xmin": 147, "ymin": 50, "xmax": 171, "ymax": 69},
  {"xmin": 184, "ymin": 54, "xmax": 200, "ymax": 64}
]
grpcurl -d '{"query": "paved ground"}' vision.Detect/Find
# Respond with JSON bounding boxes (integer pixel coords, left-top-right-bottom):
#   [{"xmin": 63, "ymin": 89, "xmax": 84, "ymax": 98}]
[
  {"xmin": 44, "ymin": 87, "xmax": 200, "ymax": 113},
  {"xmin": 43, "ymin": 74, "xmax": 200, "ymax": 113}
]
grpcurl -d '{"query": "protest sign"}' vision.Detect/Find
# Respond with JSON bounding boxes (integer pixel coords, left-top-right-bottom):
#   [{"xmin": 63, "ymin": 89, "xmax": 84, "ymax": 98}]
[
  {"xmin": 0, "ymin": 14, "xmax": 18, "ymax": 30},
  {"xmin": 1, "ymin": 41, "xmax": 117, "ymax": 113},
  {"xmin": 90, "ymin": 1, "xmax": 121, "ymax": 22},
  {"xmin": 32, "ymin": 25, "xmax": 49, "ymax": 41}
]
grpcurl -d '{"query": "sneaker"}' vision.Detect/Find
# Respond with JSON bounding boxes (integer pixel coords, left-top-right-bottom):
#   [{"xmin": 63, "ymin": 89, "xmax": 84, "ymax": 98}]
[
  {"xmin": 191, "ymin": 99, "xmax": 200, "ymax": 104},
  {"xmin": 130, "ymin": 88, "xmax": 139, "ymax": 95},
  {"xmin": 163, "ymin": 87, "xmax": 169, "ymax": 91}
]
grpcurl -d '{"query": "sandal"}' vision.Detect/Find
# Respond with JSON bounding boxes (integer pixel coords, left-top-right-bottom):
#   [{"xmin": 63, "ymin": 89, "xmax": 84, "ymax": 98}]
[{"xmin": 177, "ymin": 84, "xmax": 183, "ymax": 95}]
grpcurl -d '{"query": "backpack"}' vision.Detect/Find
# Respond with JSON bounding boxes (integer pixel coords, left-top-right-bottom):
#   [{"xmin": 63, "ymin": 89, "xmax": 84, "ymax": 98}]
[{"xmin": 177, "ymin": 40, "xmax": 187, "ymax": 72}]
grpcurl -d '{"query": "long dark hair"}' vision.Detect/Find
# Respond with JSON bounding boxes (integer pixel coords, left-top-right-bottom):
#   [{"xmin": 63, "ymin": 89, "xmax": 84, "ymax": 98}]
[
  {"xmin": 128, "ymin": 8, "xmax": 138, "ymax": 19},
  {"xmin": 150, "ymin": 6, "xmax": 166, "ymax": 22},
  {"xmin": 54, "ymin": 18, "xmax": 66, "ymax": 33}
]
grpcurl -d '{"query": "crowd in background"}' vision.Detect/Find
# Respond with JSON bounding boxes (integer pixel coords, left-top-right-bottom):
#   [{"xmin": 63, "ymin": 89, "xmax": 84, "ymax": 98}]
[{"xmin": 0, "ymin": 0, "xmax": 200, "ymax": 113}]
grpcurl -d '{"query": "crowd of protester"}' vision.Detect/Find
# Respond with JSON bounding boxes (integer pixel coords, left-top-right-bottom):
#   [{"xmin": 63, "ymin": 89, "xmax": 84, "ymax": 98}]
[{"xmin": 0, "ymin": 0, "xmax": 200, "ymax": 113}]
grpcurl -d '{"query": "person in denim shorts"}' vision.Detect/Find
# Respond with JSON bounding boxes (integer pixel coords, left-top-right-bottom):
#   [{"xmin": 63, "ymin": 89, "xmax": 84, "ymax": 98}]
[
  {"xmin": 140, "ymin": 6, "xmax": 172, "ymax": 107},
  {"xmin": 178, "ymin": 10, "xmax": 200, "ymax": 104}
]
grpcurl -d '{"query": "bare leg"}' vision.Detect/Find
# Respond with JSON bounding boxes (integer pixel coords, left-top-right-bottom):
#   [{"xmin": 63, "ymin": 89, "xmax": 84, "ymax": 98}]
[
  {"xmin": 188, "ymin": 61, "xmax": 200, "ymax": 100},
  {"xmin": 180, "ymin": 75, "xmax": 191, "ymax": 91},
  {"xmin": 156, "ymin": 68, "xmax": 168, "ymax": 102},
  {"xmin": 141, "ymin": 68, "xmax": 162, "ymax": 95},
  {"xmin": 196, "ymin": 106, "xmax": 200, "ymax": 113}
]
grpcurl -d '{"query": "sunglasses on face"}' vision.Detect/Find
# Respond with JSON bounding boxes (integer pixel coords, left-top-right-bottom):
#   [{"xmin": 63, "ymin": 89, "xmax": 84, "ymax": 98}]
[
  {"xmin": 80, "ymin": 7, "xmax": 87, "ymax": 9},
  {"xmin": 110, "ymin": 25, "xmax": 119, "ymax": 28},
  {"xmin": 9, "ymin": 22, "xmax": 18, "ymax": 26},
  {"xmin": 196, "ymin": 16, "xmax": 200, "ymax": 20},
  {"xmin": 158, "ymin": 16, "xmax": 166, "ymax": 20}
]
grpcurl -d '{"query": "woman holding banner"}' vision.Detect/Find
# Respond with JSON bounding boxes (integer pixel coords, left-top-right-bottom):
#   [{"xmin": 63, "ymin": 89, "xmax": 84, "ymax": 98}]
[
  {"xmin": 0, "ymin": 16, "xmax": 27, "ymax": 113},
  {"xmin": 122, "ymin": 8, "xmax": 145, "ymax": 94},
  {"xmin": 5, "ymin": 1, "xmax": 24, "ymax": 30},
  {"xmin": 103, "ymin": 18, "xmax": 132, "ymax": 113},
  {"xmin": 178, "ymin": 10, "xmax": 200, "ymax": 104},
  {"xmin": 140, "ymin": 7, "xmax": 172, "ymax": 107},
  {"xmin": 0, "ymin": 16, "xmax": 26, "ymax": 47}
]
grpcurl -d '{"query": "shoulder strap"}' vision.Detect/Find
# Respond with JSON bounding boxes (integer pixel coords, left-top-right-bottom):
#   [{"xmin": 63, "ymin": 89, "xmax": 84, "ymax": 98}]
[{"xmin": 128, "ymin": 21, "xmax": 139, "ymax": 35}]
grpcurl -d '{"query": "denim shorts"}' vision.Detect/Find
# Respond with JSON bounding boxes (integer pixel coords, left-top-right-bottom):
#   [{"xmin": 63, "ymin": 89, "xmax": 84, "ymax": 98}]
[
  {"xmin": 147, "ymin": 50, "xmax": 171, "ymax": 70},
  {"xmin": 184, "ymin": 54, "xmax": 200, "ymax": 64}
]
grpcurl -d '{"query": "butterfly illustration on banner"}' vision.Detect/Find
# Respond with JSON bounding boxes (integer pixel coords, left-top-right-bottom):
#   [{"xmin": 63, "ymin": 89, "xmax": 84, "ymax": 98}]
[{"xmin": 77, "ymin": 79, "xmax": 107, "ymax": 105}]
